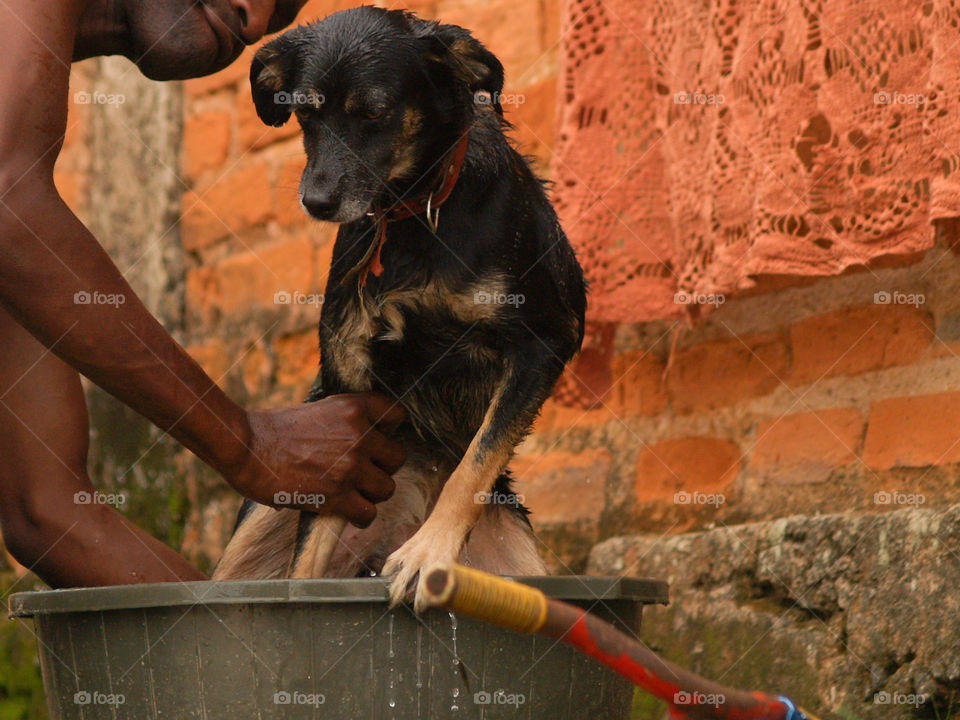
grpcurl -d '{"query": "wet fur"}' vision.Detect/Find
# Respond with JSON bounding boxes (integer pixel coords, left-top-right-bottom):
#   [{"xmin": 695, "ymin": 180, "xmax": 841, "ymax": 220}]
[{"xmin": 213, "ymin": 7, "xmax": 586, "ymax": 604}]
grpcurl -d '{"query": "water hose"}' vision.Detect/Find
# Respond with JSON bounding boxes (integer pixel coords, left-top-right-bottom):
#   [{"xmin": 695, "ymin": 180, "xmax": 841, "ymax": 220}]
[{"xmin": 422, "ymin": 563, "xmax": 823, "ymax": 720}]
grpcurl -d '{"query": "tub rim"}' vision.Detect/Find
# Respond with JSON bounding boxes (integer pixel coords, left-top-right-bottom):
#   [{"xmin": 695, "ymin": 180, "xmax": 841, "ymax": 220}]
[{"xmin": 8, "ymin": 577, "xmax": 669, "ymax": 618}]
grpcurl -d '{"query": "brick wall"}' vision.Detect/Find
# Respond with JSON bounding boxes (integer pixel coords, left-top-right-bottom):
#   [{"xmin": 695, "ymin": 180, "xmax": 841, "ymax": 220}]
[
  {"xmin": 35, "ymin": 0, "xmax": 960, "ymax": 577},
  {"xmin": 521, "ymin": 243, "xmax": 960, "ymax": 570}
]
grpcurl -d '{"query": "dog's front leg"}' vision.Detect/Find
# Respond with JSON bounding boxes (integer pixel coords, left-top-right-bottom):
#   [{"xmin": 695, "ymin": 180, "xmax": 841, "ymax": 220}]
[{"xmin": 383, "ymin": 348, "xmax": 563, "ymax": 611}]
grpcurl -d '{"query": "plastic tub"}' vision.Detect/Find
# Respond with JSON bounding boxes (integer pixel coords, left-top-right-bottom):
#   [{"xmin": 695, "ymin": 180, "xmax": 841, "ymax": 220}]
[{"xmin": 10, "ymin": 577, "xmax": 668, "ymax": 719}]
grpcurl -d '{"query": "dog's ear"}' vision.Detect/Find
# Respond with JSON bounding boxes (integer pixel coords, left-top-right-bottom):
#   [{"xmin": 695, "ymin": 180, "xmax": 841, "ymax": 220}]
[
  {"xmin": 416, "ymin": 22, "xmax": 505, "ymax": 114},
  {"xmin": 250, "ymin": 33, "xmax": 299, "ymax": 127}
]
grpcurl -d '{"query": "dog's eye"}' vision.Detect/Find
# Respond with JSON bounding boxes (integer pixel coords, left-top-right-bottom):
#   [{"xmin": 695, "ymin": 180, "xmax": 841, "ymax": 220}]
[
  {"xmin": 365, "ymin": 105, "xmax": 388, "ymax": 120},
  {"xmin": 295, "ymin": 108, "xmax": 319, "ymax": 125}
]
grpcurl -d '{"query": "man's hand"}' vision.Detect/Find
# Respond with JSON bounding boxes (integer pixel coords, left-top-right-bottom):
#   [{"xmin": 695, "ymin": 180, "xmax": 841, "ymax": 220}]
[{"xmin": 224, "ymin": 394, "xmax": 407, "ymax": 527}]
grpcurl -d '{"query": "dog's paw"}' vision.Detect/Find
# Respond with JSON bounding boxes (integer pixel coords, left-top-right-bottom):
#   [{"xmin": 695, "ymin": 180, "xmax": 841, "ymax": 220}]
[{"xmin": 383, "ymin": 525, "xmax": 463, "ymax": 613}]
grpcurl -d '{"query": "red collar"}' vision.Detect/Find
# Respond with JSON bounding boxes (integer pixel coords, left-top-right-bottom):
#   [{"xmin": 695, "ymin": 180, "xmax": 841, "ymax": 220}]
[{"xmin": 344, "ymin": 132, "xmax": 470, "ymax": 289}]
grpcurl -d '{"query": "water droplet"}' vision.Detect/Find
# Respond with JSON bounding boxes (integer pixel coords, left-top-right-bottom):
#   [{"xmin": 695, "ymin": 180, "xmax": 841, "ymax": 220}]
[
  {"xmin": 388, "ymin": 615, "xmax": 395, "ymax": 658},
  {"xmin": 449, "ymin": 612, "xmax": 462, "ymax": 712}
]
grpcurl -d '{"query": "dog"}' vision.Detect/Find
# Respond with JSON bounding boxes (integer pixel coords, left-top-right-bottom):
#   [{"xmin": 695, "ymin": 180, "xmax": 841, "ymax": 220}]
[{"xmin": 213, "ymin": 6, "xmax": 586, "ymax": 611}]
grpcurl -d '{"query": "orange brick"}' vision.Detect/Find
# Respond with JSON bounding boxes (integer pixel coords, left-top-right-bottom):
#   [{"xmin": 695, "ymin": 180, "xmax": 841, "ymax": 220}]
[
  {"xmin": 181, "ymin": 163, "xmax": 274, "ymax": 250},
  {"xmin": 54, "ymin": 171, "xmax": 84, "ymax": 212},
  {"xmin": 437, "ymin": 0, "xmax": 544, "ymax": 82},
  {"xmin": 512, "ymin": 449, "xmax": 610, "ymax": 526},
  {"xmin": 391, "ymin": 0, "xmax": 439, "ymax": 15},
  {"xmin": 241, "ymin": 341, "xmax": 269, "ymax": 397},
  {"xmin": 551, "ymin": 322, "xmax": 615, "ymax": 409},
  {"xmin": 236, "ymin": 85, "xmax": 300, "ymax": 151},
  {"xmin": 186, "ymin": 340, "xmax": 232, "ymax": 385},
  {"xmin": 186, "ymin": 238, "xmax": 315, "ymax": 321},
  {"xmin": 607, "ymin": 350, "xmax": 667, "ymax": 417},
  {"xmin": 863, "ymin": 392, "xmax": 960, "ymax": 469},
  {"xmin": 274, "ymin": 154, "xmax": 307, "ymax": 225},
  {"xmin": 541, "ymin": 0, "xmax": 562, "ymax": 49},
  {"xmin": 315, "ymin": 232, "xmax": 337, "ymax": 285},
  {"xmin": 184, "ymin": 48, "xmax": 251, "ymax": 97},
  {"xmin": 297, "ymin": 0, "xmax": 360, "ymax": 21},
  {"xmin": 634, "ymin": 437, "xmax": 741, "ymax": 503},
  {"xmin": 275, "ymin": 332, "xmax": 320, "ymax": 387},
  {"xmin": 751, "ymin": 408, "xmax": 864, "ymax": 482},
  {"xmin": 63, "ymin": 103, "xmax": 87, "ymax": 148},
  {"xmin": 666, "ymin": 333, "xmax": 790, "ymax": 414},
  {"xmin": 789, "ymin": 305, "xmax": 933, "ymax": 385},
  {"xmin": 529, "ymin": 397, "xmax": 612, "ymax": 434},
  {"xmin": 509, "ymin": 75, "xmax": 558, "ymax": 167},
  {"xmin": 183, "ymin": 112, "xmax": 231, "ymax": 179}
]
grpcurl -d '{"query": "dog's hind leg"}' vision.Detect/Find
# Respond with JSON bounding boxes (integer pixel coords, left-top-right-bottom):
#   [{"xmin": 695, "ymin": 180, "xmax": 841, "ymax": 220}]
[
  {"xmin": 212, "ymin": 500, "xmax": 300, "ymax": 580},
  {"xmin": 460, "ymin": 489, "xmax": 547, "ymax": 576},
  {"xmin": 287, "ymin": 513, "xmax": 348, "ymax": 578}
]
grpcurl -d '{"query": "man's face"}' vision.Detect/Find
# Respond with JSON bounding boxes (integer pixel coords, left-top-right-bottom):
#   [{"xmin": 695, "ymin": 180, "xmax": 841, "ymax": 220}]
[{"xmin": 127, "ymin": 0, "xmax": 307, "ymax": 80}]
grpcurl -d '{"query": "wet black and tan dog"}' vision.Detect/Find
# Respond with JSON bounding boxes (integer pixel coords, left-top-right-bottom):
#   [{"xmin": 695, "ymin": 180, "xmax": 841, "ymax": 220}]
[{"xmin": 214, "ymin": 6, "xmax": 586, "ymax": 610}]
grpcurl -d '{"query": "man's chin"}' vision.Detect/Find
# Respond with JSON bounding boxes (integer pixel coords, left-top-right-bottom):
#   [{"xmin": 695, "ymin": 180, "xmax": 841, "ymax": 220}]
[{"xmin": 132, "ymin": 33, "xmax": 240, "ymax": 81}]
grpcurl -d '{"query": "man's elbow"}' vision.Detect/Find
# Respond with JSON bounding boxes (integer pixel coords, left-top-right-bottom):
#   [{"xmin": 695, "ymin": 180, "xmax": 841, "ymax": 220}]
[{"xmin": 0, "ymin": 490, "xmax": 74, "ymax": 571}]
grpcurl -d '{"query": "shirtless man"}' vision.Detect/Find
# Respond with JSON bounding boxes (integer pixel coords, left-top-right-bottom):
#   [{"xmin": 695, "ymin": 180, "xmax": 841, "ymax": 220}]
[{"xmin": 0, "ymin": 0, "xmax": 405, "ymax": 588}]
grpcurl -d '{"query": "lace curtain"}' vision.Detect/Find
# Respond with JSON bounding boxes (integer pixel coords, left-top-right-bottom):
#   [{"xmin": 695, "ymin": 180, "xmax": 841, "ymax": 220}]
[{"xmin": 552, "ymin": 0, "xmax": 960, "ymax": 322}]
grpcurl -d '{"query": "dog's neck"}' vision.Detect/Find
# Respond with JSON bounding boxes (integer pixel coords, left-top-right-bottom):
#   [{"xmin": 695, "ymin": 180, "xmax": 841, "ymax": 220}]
[
  {"xmin": 344, "ymin": 131, "xmax": 471, "ymax": 288},
  {"xmin": 380, "ymin": 131, "xmax": 470, "ymax": 221}
]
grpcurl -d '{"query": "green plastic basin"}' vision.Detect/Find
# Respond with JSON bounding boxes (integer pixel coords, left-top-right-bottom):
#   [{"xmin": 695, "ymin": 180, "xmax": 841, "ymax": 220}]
[{"xmin": 10, "ymin": 576, "xmax": 668, "ymax": 719}]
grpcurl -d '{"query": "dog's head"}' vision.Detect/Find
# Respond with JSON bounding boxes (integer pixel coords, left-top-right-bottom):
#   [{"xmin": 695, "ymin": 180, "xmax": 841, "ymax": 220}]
[{"xmin": 251, "ymin": 7, "xmax": 503, "ymax": 223}]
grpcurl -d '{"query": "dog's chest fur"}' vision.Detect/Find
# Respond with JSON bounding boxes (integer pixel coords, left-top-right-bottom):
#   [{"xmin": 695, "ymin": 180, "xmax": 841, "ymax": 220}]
[{"xmin": 320, "ymin": 268, "xmax": 510, "ymax": 456}]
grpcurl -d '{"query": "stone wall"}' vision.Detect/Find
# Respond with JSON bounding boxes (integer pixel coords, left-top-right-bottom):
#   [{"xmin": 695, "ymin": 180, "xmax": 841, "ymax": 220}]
[{"xmin": 590, "ymin": 506, "xmax": 960, "ymax": 719}]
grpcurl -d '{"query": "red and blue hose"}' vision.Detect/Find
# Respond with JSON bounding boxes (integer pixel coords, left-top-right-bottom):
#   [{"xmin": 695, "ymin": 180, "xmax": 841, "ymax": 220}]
[{"xmin": 423, "ymin": 564, "xmax": 822, "ymax": 720}]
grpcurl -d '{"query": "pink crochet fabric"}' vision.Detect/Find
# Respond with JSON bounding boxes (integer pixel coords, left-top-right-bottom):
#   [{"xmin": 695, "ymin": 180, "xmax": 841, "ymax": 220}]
[{"xmin": 552, "ymin": 0, "xmax": 960, "ymax": 323}]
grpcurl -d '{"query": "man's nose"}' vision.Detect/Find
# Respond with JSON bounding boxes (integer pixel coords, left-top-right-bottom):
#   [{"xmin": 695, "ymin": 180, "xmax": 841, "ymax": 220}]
[{"xmin": 230, "ymin": 0, "xmax": 273, "ymax": 44}]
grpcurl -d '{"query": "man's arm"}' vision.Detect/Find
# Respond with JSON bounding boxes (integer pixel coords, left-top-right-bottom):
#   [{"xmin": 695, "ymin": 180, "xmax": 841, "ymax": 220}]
[{"xmin": 0, "ymin": 1, "xmax": 404, "ymax": 526}]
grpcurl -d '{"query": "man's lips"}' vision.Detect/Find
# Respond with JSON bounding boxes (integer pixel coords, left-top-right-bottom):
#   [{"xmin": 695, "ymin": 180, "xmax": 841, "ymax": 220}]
[{"xmin": 200, "ymin": 2, "xmax": 245, "ymax": 66}]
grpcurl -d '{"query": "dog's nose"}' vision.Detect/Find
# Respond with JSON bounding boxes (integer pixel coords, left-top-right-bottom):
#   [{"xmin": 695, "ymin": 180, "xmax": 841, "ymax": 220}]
[{"xmin": 301, "ymin": 191, "xmax": 337, "ymax": 219}]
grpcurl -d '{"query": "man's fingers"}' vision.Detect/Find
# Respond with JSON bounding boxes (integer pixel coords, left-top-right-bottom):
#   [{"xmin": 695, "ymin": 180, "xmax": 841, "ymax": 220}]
[
  {"xmin": 363, "ymin": 428, "xmax": 406, "ymax": 474},
  {"xmin": 339, "ymin": 492, "xmax": 377, "ymax": 528},
  {"xmin": 355, "ymin": 462, "xmax": 397, "ymax": 504},
  {"xmin": 357, "ymin": 393, "xmax": 406, "ymax": 434}
]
